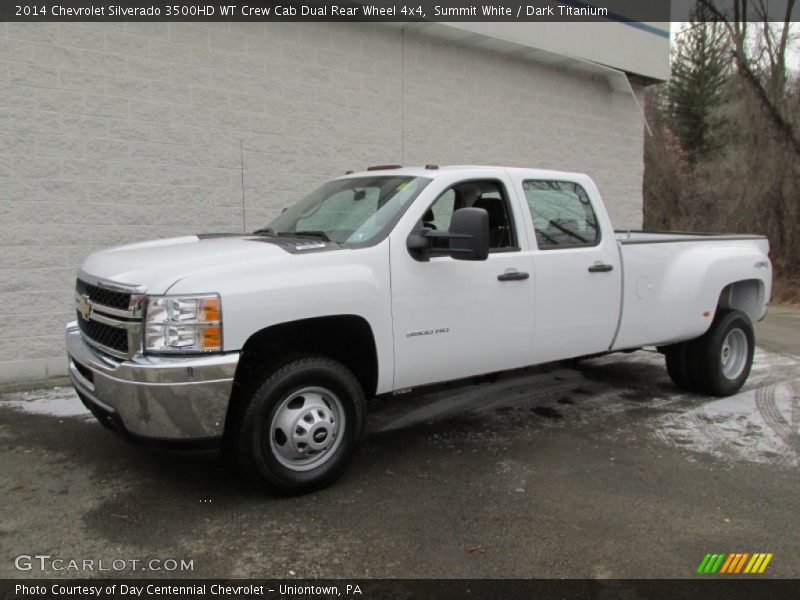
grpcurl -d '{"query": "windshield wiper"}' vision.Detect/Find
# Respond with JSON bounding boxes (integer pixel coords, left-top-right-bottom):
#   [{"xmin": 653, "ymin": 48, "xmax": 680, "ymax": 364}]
[
  {"xmin": 252, "ymin": 227, "xmax": 276, "ymax": 236},
  {"xmin": 277, "ymin": 230, "xmax": 331, "ymax": 242}
]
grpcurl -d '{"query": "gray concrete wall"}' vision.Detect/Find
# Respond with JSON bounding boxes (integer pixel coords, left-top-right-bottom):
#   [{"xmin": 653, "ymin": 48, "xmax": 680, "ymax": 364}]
[{"xmin": 0, "ymin": 22, "xmax": 645, "ymax": 383}]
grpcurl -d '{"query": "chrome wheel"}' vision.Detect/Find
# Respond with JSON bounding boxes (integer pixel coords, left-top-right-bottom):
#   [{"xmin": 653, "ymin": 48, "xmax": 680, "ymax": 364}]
[
  {"xmin": 720, "ymin": 328, "xmax": 748, "ymax": 380},
  {"xmin": 269, "ymin": 386, "xmax": 345, "ymax": 472}
]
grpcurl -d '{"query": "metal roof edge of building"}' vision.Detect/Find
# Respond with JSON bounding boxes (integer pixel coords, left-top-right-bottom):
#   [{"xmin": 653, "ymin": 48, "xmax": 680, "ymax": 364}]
[{"xmin": 391, "ymin": 22, "xmax": 669, "ymax": 86}]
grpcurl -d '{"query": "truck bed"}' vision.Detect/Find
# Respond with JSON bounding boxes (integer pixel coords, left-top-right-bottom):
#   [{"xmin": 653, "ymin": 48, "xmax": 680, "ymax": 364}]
[{"xmin": 611, "ymin": 230, "xmax": 771, "ymax": 352}]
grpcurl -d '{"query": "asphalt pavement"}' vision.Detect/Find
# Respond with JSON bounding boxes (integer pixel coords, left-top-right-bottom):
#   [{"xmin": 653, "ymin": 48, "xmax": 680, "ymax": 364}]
[{"xmin": 1, "ymin": 308, "xmax": 798, "ymax": 579}]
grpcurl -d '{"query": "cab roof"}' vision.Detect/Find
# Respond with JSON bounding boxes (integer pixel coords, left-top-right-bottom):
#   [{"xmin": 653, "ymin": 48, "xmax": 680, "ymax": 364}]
[{"xmin": 338, "ymin": 165, "xmax": 590, "ymax": 181}]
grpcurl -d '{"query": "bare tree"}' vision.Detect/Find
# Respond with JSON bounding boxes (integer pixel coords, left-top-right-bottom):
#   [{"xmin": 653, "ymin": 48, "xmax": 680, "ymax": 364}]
[{"xmin": 697, "ymin": 0, "xmax": 800, "ymax": 156}]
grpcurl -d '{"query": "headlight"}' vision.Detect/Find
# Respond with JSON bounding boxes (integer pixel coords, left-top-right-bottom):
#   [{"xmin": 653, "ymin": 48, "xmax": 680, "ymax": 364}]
[{"xmin": 144, "ymin": 294, "xmax": 222, "ymax": 353}]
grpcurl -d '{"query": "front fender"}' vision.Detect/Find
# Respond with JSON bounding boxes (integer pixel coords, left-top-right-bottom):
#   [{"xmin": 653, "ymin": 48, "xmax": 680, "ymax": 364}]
[{"xmin": 167, "ymin": 242, "xmax": 394, "ymax": 394}]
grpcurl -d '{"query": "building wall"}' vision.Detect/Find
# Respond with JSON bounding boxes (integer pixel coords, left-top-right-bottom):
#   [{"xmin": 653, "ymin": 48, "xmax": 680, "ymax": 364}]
[{"xmin": 0, "ymin": 22, "xmax": 646, "ymax": 383}]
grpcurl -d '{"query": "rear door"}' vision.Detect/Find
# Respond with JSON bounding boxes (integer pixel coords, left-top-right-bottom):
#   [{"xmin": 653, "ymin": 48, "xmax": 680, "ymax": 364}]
[{"xmin": 508, "ymin": 173, "xmax": 621, "ymax": 364}]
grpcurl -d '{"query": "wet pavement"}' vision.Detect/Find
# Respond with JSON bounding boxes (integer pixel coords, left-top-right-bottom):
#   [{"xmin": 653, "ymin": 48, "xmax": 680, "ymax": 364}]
[{"xmin": 1, "ymin": 309, "xmax": 798, "ymax": 579}]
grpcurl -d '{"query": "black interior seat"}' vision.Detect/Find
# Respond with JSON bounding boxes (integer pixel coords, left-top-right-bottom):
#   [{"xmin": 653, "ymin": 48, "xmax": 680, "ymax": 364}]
[{"xmin": 472, "ymin": 197, "xmax": 510, "ymax": 248}]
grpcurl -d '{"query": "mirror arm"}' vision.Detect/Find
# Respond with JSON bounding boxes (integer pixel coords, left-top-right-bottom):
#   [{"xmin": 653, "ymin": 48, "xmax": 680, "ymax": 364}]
[
  {"xmin": 406, "ymin": 226, "xmax": 479, "ymax": 262},
  {"xmin": 424, "ymin": 231, "xmax": 471, "ymax": 241},
  {"xmin": 424, "ymin": 231, "xmax": 475, "ymax": 255},
  {"xmin": 407, "ymin": 231, "xmax": 431, "ymax": 249}
]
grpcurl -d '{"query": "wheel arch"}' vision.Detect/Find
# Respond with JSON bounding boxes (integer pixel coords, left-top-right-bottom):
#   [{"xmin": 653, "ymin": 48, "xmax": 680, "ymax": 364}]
[
  {"xmin": 223, "ymin": 315, "xmax": 379, "ymax": 441},
  {"xmin": 717, "ymin": 279, "xmax": 767, "ymax": 323}
]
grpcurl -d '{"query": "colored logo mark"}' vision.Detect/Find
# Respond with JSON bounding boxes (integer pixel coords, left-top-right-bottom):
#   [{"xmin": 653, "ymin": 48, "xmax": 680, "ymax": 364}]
[{"xmin": 696, "ymin": 553, "xmax": 773, "ymax": 574}]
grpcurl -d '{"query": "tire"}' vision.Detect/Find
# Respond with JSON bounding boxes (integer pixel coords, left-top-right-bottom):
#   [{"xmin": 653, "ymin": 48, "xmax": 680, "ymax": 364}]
[
  {"xmin": 235, "ymin": 356, "xmax": 366, "ymax": 495},
  {"xmin": 688, "ymin": 309, "xmax": 755, "ymax": 397},
  {"xmin": 664, "ymin": 342, "xmax": 696, "ymax": 391}
]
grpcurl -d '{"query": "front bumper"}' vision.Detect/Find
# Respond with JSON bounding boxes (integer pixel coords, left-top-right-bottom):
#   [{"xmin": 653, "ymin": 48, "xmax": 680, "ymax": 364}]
[{"xmin": 66, "ymin": 323, "xmax": 239, "ymax": 446}]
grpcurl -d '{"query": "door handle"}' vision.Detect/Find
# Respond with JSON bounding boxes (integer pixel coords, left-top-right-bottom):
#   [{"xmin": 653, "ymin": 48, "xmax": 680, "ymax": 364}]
[
  {"xmin": 498, "ymin": 271, "xmax": 529, "ymax": 282},
  {"xmin": 588, "ymin": 263, "xmax": 614, "ymax": 273}
]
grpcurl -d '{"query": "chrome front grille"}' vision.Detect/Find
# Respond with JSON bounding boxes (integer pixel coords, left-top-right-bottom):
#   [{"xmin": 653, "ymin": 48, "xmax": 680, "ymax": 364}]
[
  {"xmin": 75, "ymin": 276, "xmax": 145, "ymax": 359},
  {"xmin": 77, "ymin": 311, "xmax": 130, "ymax": 354},
  {"xmin": 75, "ymin": 279, "xmax": 131, "ymax": 311}
]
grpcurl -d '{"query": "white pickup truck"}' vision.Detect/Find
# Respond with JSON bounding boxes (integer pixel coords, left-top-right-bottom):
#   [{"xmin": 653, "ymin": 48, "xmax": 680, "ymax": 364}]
[{"xmin": 66, "ymin": 166, "xmax": 772, "ymax": 493}]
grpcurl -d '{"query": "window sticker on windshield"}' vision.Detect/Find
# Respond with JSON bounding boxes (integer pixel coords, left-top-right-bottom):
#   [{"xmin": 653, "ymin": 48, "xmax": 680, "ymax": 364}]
[{"xmin": 396, "ymin": 182, "xmax": 408, "ymax": 191}]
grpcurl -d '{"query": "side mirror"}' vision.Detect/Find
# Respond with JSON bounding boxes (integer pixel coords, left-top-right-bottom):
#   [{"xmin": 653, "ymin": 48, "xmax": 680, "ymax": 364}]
[
  {"xmin": 447, "ymin": 207, "xmax": 489, "ymax": 260},
  {"xmin": 406, "ymin": 207, "xmax": 490, "ymax": 262}
]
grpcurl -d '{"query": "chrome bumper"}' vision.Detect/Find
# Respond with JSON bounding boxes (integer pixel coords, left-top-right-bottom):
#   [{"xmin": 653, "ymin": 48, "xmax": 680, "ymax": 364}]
[{"xmin": 66, "ymin": 323, "xmax": 239, "ymax": 444}]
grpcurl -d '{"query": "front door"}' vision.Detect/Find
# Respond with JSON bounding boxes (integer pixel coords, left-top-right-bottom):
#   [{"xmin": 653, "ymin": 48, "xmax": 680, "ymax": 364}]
[{"xmin": 390, "ymin": 176, "xmax": 535, "ymax": 390}]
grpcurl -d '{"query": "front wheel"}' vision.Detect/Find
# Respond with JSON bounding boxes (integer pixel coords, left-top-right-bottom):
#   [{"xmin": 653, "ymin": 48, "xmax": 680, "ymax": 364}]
[
  {"xmin": 235, "ymin": 356, "xmax": 366, "ymax": 495},
  {"xmin": 690, "ymin": 309, "xmax": 755, "ymax": 397}
]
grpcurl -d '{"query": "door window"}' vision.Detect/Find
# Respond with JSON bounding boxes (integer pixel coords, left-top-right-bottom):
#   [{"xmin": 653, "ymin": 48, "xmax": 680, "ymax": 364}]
[
  {"xmin": 422, "ymin": 180, "xmax": 517, "ymax": 253},
  {"xmin": 523, "ymin": 180, "xmax": 599, "ymax": 249}
]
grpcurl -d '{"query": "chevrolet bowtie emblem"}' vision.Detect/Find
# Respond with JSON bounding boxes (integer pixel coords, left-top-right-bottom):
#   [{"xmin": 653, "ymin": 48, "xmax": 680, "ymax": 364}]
[{"xmin": 78, "ymin": 295, "xmax": 93, "ymax": 320}]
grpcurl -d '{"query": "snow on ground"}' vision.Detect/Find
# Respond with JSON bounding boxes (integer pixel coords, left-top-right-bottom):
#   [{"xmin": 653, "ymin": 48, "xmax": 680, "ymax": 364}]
[
  {"xmin": 0, "ymin": 386, "xmax": 90, "ymax": 419},
  {"xmin": 654, "ymin": 382, "xmax": 799, "ymax": 467}
]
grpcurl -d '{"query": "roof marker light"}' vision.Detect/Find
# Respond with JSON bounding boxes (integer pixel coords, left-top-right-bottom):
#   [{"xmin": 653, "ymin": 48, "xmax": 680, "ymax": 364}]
[{"xmin": 367, "ymin": 164, "xmax": 402, "ymax": 171}]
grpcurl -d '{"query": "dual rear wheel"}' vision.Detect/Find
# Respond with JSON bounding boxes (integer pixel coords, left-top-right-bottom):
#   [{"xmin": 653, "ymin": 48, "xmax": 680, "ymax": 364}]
[{"xmin": 664, "ymin": 309, "xmax": 755, "ymax": 397}]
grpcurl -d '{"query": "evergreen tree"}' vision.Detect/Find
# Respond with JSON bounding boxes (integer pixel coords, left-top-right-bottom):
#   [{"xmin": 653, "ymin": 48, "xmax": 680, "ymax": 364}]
[{"xmin": 666, "ymin": 6, "xmax": 731, "ymax": 162}]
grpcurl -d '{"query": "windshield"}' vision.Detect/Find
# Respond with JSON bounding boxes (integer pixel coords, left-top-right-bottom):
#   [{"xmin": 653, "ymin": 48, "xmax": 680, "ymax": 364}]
[{"xmin": 260, "ymin": 176, "xmax": 430, "ymax": 246}]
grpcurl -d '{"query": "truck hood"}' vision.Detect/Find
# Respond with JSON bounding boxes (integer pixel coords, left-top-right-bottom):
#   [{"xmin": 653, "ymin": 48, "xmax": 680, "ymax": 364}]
[{"xmin": 79, "ymin": 235, "xmax": 294, "ymax": 294}]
